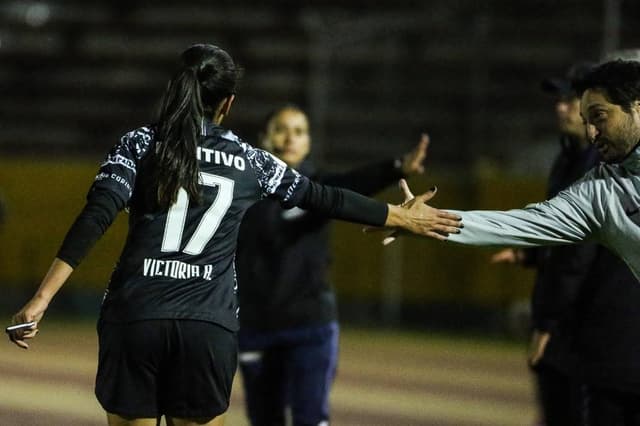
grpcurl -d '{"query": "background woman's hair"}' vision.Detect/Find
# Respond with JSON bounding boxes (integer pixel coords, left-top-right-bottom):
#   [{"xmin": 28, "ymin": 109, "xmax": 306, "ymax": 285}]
[
  {"xmin": 153, "ymin": 43, "xmax": 241, "ymax": 208},
  {"xmin": 263, "ymin": 103, "xmax": 305, "ymax": 129}
]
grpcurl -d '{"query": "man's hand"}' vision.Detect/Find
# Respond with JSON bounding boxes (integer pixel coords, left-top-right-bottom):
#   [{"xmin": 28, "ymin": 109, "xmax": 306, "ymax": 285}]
[{"xmin": 490, "ymin": 248, "xmax": 525, "ymax": 264}]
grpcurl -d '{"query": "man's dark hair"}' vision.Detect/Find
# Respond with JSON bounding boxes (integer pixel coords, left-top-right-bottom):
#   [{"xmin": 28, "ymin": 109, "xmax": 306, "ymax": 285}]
[{"xmin": 573, "ymin": 59, "xmax": 640, "ymax": 112}]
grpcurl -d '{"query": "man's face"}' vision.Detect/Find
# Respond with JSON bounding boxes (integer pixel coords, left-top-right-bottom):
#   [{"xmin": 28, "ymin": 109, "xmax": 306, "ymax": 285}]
[
  {"xmin": 555, "ymin": 95, "xmax": 585, "ymax": 139},
  {"xmin": 581, "ymin": 88, "xmax": 640, "ymax": 163},
  {"xmin": 263, "ymin": 108, "xmax": 310, "ymax": 168}
]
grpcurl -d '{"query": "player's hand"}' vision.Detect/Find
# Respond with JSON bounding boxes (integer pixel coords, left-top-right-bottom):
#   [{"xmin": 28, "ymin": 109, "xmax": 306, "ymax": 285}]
[
  {"xmin": 377, "ymin": 179, "xmax": 422, "ymax": 245},
  {"xmin": 490, "ymin": 248, "xmax": 524, "ymax": 264},
  {"xmin": 400, "ymin": 133, "xmax": 429, "ymax": 176},
  {"xmin": 8, "ymin": 296, "xmax": 47, "ymax": 349},
  {"xmin": 368, "ymin": 179, "xmax": 462, "ymax": 243},
  {"xmin": 528, "ymin": 329, "xmax": 550, "ymax": 367}
]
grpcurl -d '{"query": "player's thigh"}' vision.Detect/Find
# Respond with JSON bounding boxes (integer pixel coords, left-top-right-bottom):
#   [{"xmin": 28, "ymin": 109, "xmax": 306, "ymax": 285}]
[
  {"xmin": 166, "ymin": 413, "xmax": 226, "ymax": 426},
  {"xmin": 106, "ymin": 412, "xmax": 159, "ymax": 426},
  {"xmin": 160, "ymin": 321, "xmax": 238, "ymax": 419},
  {"xmin": 97, "ymin": 320, "xmax": 168, "ymax": 419}
]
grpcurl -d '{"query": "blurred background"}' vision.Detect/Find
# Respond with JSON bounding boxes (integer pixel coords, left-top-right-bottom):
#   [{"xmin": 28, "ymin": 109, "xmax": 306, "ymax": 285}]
[{"xmin": 1, "ymin": 0, "xmax": 640, "ymax": 425}]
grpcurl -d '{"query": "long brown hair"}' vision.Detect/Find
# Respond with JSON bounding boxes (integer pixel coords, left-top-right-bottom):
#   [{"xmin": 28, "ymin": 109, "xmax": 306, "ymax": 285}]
[{"xmin": 154, "ymin": 44, "xmax": 240, "ymax": 208}]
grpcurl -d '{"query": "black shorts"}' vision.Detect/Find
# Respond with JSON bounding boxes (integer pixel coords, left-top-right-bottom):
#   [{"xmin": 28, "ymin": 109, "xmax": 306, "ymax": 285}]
[{"xmin": 95, "ymin": 319, "xmax": 238, "ymax": 419}]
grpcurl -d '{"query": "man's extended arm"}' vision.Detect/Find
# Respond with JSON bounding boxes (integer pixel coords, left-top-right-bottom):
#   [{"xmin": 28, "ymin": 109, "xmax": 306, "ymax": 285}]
[{"xmin": 447, "ymin": 177, "xmax": 601, "ymax": 247}]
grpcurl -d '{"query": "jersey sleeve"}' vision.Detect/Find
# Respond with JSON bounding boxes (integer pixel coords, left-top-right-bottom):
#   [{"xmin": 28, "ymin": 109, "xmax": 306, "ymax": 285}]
[
  {"xmin": 447, "ymin": 173, "xmax": 601, "ymax": 247},
  {"xmin": 56, "ymin": 190, "xmax": 121, "ymax": 267},
  {"xmin": 89, "ymin": 127, "xmax": 155, "ymax": 208},
  {"xmin": 56, "ymin": 127, "xmax": 155, "ymax": 267},
  {"xmin": 245, "ymin": 146, "xmax": 388, "ymax": 226},
  {"xmin": 245, "ymin": 145, "xmax": 310, "ymax": 206}
]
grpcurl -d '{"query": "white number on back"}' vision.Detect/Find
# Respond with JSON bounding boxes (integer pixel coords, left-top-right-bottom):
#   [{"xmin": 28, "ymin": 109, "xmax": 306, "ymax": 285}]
[{"xmin": 161, "ymin": 172, "xmax": 234, "ymax": 255}]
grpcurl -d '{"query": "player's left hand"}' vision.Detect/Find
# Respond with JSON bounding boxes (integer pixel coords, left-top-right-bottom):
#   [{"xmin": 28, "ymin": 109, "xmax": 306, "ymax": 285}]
[
  {"xmin": 400, "ymin": 133, "xmax": 429, "ymax": 175},
  {"xmin": 8, "ymin": 296, "xmax": 47, "ymax": 349}
]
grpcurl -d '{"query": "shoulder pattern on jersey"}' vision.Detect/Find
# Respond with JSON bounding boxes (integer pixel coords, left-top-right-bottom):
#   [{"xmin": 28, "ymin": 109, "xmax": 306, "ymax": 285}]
[
  {"xmin": 243, "ymin": 144, "xmax": 304, "ymax": 202},
  {"xmin": 206, "ymin": 128, "xmax": 306, "ymax": 203},
  {"xmin": 92, "ymin": 126, "xmax": 155, "ymax": 202},
  {"xmin": 101, "ymin": 127, "xmax": 155, "ymax": 172}
]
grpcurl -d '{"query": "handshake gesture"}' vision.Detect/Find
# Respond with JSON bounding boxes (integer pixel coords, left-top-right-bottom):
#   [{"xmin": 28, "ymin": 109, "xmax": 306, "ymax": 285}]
[{"xmin": 372, "ymin": 178, "xmax": 462, "ymax": 244}]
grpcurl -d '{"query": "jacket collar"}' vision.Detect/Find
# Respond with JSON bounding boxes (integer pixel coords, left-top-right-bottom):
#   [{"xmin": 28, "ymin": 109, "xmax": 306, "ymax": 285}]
[{"xmin": 621, "ymin": 141, "xmax": 640, "ymax": 173}]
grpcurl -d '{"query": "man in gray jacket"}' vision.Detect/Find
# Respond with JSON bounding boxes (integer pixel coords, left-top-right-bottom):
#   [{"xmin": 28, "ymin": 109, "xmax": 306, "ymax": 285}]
[
  {"xmin": 432, "ymin": 59, "xmax": 640, "ymax": 280},
  {"xmin": 383, "ymin": 59, "xmax": 640, "ymax": 424}
]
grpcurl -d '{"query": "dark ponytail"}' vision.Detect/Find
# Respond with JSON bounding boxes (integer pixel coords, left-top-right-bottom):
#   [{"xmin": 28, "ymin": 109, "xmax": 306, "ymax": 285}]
[{"xmin": 154, "ymin": 44, "xmax": 240, "ymax": 208}]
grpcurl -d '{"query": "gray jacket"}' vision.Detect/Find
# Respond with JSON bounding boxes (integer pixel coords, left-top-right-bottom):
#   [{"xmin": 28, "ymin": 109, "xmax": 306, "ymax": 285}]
[{"xmin": 448, "ymin": 145, "xmax": 640, "ymax": 280}]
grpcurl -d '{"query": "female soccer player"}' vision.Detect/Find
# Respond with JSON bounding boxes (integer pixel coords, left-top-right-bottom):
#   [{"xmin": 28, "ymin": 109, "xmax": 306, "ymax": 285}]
[
  {"xmin": 236, "ymin": 105, "xmax": 428, "ymax": 426},
  {"xmin": 7, "ymin": 44, "xmax": 461, "ymax": 426}
]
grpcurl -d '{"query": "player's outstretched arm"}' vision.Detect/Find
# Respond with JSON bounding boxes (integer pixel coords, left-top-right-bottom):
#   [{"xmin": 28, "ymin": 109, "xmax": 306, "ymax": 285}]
[{"xmin": 8, "ymin": 258, "xmax": 73, "ymax": 349}]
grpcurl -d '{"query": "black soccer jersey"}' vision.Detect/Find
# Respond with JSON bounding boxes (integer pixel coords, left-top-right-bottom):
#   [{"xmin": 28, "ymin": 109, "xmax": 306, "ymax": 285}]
[
  {"xmin": 92, "ymin": 121, "xmax": 312, "ymax": 331},
  {"xmin": 57, "ymin": 120, "xmax": 387, "ymax": 332}
]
